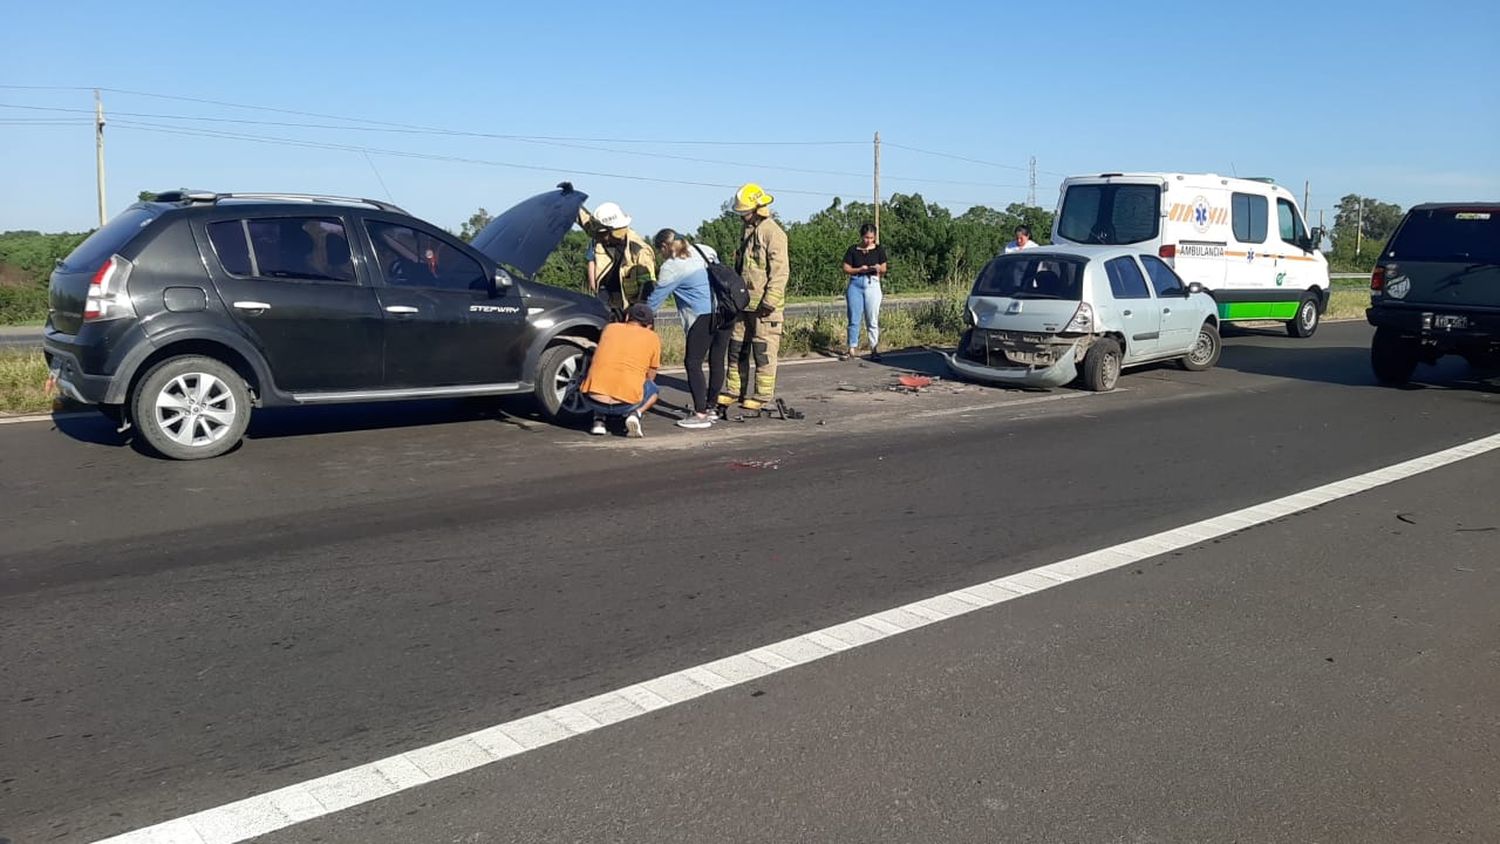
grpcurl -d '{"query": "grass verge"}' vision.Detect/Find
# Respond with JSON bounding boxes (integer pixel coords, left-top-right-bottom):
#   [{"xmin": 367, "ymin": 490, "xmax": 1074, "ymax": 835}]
[
  {"xmin": 1326, "ymin": 289, "xmax": 1368, "ymax": 322},
  {"xmin": 0, "ymin": 347, "xmax": 55, "ymax": 415}
]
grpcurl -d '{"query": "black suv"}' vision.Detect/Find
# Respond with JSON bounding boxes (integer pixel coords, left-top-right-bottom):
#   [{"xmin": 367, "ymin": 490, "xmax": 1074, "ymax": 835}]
[
  {"xmin": 1366, "ymin": 203, "xmax": 1500, "ymax": 385},
  {"xmin": 44, "ymin": 186, "xmax": 607, "ymax": 459}
]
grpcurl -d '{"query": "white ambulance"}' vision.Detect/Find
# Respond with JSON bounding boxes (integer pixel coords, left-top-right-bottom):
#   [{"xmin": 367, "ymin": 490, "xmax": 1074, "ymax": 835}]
[{"xmin": 1050, "ymin": 173, "xmax": 1330, "ymax": 337}]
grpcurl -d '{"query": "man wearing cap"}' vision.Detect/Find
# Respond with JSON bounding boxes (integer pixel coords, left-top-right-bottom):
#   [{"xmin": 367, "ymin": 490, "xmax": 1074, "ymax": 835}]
[
  {"xmin": 578, "ymin": 202, "xmax": 656, "ymax": 317},
  {"xmin": 579, "ymin": 302, "xmax": 662, "ymax": 438},
  {"xmin": 720, "ymin": 182, "xmax": 790, "ymax": 413}
]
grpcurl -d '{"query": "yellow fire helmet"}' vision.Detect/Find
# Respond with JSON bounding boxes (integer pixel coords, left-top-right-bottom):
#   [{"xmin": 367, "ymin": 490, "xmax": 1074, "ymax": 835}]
[{"xmin": 731, "ymin": 182, "xmax": 774, "ymax": 214}]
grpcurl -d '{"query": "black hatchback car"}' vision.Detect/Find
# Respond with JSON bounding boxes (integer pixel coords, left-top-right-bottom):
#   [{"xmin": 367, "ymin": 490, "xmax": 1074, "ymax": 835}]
[
  {"xmin": 44, "ymin": 185, "xmax": 607, "ymax": 459},
  {"xmin": 1366, "ymin": 203, "xmax": 1500, "ymax": 384}
]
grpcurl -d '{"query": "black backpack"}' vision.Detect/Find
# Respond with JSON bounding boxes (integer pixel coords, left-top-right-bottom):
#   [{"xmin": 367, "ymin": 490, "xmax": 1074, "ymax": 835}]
[{"xmin": 692, "ymin": 243, "xmax": 751, "ymax": 321}]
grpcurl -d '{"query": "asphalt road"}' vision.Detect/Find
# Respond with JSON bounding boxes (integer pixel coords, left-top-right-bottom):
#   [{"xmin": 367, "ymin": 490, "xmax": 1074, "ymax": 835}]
[{"xmin": 2, "ymin": 322, "xmax": 1498, "ymax": 843}]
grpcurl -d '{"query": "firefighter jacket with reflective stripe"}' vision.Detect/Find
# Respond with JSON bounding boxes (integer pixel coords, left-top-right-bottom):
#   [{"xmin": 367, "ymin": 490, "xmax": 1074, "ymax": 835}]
[
  {"xmin": 737, "ymin": 215, "xmax": 789, "ymax": 312},
  {"xmin": 579, "ymin": 207, "xmax": 657, "ymax": 304}
]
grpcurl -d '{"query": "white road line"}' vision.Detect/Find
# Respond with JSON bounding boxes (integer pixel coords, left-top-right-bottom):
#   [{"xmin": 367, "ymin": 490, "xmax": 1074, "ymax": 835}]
[{"xmin": 95, "ymin": 431, "xmax": 1500, "ymax": 844}]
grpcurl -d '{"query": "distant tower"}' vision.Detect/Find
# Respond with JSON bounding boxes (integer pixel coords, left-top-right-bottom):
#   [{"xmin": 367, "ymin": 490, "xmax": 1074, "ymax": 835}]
[{"xmin": 1027, "ymin": 156, "xmax": 1037, "ymax": 207}]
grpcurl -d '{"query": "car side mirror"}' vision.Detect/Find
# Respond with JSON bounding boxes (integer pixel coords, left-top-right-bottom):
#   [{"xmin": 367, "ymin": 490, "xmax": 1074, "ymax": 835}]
[
  {"xmin": 1187, "ymin": 281, "xmax": 1205, "ymax": 295},
  {"xmin": 1310, "ymin": 226, "xmax": 1326, "ymax": 250},
  {"xmin": 494, "ymin": 268, "xmax": 514, "ymax": 293}
]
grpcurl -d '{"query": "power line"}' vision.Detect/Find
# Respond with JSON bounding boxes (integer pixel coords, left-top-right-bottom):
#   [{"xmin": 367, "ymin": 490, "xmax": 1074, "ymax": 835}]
[
  {"xmin": 107, "ymin": 120, "xmax": 1008, "ymax": 209},
  {"xmin": 0, "ymin": 86, "xmax": 862, "ymax": 147},
  {"xmin": 3, "ymin": 102, "xmax": 1029, "ymax": 190}
]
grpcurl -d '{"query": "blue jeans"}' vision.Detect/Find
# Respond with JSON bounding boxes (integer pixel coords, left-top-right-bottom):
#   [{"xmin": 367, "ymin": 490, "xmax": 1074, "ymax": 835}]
[
  {"xmin": 846, "ymin": 275, "xmax": 882, "ymax": 349},
  {"xmin": 584, "ymin": 380, "xmax": 658, "ymax": 416}
]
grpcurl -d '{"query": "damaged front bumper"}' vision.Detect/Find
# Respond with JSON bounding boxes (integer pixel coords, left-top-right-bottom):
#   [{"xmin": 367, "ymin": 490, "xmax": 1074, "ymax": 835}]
[{"xmin": 945, "ymin": 342, "xmax": 1080, "ymax": 388}]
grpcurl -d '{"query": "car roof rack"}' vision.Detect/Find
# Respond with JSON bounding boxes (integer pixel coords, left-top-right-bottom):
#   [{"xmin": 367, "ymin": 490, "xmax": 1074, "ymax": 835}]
[{"xmin": 148, "ymin": 190, "xmax": 407, "ymax": 214}]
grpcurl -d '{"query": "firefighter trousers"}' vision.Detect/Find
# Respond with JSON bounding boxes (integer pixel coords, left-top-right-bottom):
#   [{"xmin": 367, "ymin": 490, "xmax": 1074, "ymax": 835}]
[{"xmin": 720, "ymin": 310, "xmax": 782, "ymax": 407}]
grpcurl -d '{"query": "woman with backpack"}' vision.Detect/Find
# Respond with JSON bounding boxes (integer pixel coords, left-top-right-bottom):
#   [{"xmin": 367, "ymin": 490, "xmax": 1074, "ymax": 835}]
[{"xmin": 648, "ymin": 229, "xmax": 730, "ymax": 430}]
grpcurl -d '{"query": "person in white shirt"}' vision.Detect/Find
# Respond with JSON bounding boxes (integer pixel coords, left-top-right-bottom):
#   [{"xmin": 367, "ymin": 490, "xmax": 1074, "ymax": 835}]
[{"xmin": 1004, "ymin": 224, "xmax": 1038, "ymax": 253}]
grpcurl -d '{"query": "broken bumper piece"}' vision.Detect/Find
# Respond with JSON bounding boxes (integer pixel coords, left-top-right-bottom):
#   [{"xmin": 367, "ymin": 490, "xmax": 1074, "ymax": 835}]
[{"xmin": 944, "ymin": 343, "xmax": 1079, "ymax": 389}]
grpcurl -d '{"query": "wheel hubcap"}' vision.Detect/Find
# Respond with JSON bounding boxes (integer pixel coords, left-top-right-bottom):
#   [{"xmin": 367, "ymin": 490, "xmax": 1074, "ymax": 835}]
[
  {"xmin": 155, "ymin": 373, "xmax": 236, "ymax": 447},
  {"xmin": 1190, "ymin": 332, "xmax": 1215, "ymax": 364},
  {"xmin": 1302, "ymin": 303, "xmax": 1317, "ymax": 329},
  {"xmin": 1103, "ymin": 354, "xmax": 1120, "ymax": 386},
  {"xmin": 554, "ymin": 353, "xmax": 587, "ymax": 413}
]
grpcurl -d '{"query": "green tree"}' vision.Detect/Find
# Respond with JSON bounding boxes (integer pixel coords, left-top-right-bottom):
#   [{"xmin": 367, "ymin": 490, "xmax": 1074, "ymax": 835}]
[
  {"xmin": 457, "ymin": 208, "xmax": 494, "ymax": 243},
  {"xmin": 1330, "ymin": 194, "xmax": 1403, "ymax": 271}
]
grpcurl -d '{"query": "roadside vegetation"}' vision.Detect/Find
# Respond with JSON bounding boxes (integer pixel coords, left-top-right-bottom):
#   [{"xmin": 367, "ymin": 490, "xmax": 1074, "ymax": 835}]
[{"xmin": 0, "ymin": 348, "xmax": 54, "ymax": 414}]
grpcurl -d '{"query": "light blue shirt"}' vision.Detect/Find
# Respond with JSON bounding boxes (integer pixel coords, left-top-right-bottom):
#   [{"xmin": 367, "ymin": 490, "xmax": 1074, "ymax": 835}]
[{"xmin": 647, "ymin": 243, "xmax": 716, "ymax": 322}]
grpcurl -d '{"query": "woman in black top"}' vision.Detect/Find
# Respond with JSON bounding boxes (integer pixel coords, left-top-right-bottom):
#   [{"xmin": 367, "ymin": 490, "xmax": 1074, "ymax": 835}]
[{"xmin": 842, "ymin": 223, "xmax": 889, "ymax": 360}]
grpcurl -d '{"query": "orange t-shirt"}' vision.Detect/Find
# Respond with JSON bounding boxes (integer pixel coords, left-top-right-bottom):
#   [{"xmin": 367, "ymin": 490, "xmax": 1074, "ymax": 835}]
[{"xmin": 581, "ymin": 322, "xmax": 661, "ymax": 404}]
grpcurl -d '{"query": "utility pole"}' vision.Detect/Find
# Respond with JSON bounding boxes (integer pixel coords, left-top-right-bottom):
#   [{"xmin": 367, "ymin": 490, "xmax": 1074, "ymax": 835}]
[
  {"xmin": 1303, "ymin": 179, "xmax": 1310, "ymax": 215},
  {"xmin": 872, "ymin": 131, "xmax": 881, "ymax": 243},
  {"xmin": 1355, "ymin": 198, "xmax": 1365, "ymax": 258},
  {"xmin": 1028, "ymin": 156, "xmax": 1037, "ymax": 207},
  {"xmin": 94, "ymin": 89, "xmax": 107, "ymax": 226}
]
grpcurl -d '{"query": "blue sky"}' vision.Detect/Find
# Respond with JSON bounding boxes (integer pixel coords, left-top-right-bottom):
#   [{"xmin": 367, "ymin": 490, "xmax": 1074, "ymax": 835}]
[{"xmin": 2, "ymin": 0, "xmax": 1496, "ymax": 236}]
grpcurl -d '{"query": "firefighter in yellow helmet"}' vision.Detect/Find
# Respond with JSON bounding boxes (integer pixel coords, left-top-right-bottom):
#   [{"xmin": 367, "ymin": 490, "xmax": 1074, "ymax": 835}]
[
  {"xmin": 578, "ymin": 201, "xmax": 656, "ymax": 318},
  {"xmin": 718, "ymin": 183, "xmax": 790, "ymax": 412}
]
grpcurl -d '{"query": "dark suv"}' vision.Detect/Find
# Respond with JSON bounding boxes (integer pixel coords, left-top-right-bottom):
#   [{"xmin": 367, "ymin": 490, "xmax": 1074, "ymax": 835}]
[
  {"xmin": 1366, "ymin": 203, "xmax": 1500, "ymax": 385},
  {"xmin": 44, "ymin": 185, "xmax": 606, "ymax": 459}
]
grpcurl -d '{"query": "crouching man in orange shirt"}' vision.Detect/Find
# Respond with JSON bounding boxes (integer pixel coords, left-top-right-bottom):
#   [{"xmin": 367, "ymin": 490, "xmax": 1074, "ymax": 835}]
[{"xmin": 579, "ymin": 303, "xmax": 662, "ymax": 438}]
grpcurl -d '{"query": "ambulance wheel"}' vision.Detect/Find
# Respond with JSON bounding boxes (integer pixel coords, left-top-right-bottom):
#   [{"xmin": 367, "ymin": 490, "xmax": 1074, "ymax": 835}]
[{"xmin": 1285, "ymin": 295, "xmax": 1320, "ymax": 338}]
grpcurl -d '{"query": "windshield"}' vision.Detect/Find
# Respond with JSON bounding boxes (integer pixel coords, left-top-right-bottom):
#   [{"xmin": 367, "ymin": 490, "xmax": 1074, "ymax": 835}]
[
  {"xmin": 1387, "ymin": 208, "xmax": 1500, "ymax": 264},
  {"xmin": 1057, "ymin": 183, "xmax": 1161, "ymax": 245},
  {"xmin": 971, "ymin": 254, "xmax": 1087, "ymax": 300}
]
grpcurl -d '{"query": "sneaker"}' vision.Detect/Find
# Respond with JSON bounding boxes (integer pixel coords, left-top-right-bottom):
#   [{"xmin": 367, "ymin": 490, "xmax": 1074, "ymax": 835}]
[
  {"xmin": 625, "ymin": 412, "xmax": 644, "ymax": 438},
  {"xmin": 590, "ymin": 418, "xmax": 607, "ymax": 436},
  {"xmin": 676, "ymin": 413, "xmax": 712, "ymax": 430}
]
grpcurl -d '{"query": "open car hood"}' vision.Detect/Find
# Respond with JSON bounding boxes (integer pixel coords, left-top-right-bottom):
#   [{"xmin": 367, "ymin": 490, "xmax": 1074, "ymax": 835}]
[{"xmin": 469, "ymin": 185, "xmax": 587, "ymax": 278}]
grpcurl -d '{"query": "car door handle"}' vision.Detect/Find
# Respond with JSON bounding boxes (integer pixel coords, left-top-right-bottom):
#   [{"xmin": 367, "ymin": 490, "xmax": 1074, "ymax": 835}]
[
  {"xmin": 1162, "ymin": 308, "xmax": 1172, "ymax": 315},
  {"xmin": 1123, "ymin": 309, "xmax": 1132, "ymax": 316},
  {"xmin": 232, "ymin": 301, "xmax": 271, "ymax": 311},
  {"xmin": 384, "ymin": 305, "xmax": 420, "ymax": 315}
]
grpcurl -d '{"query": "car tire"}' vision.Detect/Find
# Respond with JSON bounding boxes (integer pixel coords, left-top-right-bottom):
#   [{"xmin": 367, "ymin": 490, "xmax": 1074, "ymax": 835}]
[
  {"xmin": 1370, "ymin": 327, "xmax": 1419, "ymax": 386},
  {"xmin": 534, "ymin": 343, "xmax": 591, "ymax": 423},
  {"xmin": 1080, "ymin": 337, "xmax": 1122, "ymax": 392},
  {"xmin": 131, "ymin": 355, "xmax": 251, "ymax": 460},
  {"xmin": 1285, "ymin": 294, "xmax": 1320, "ymax": 338},
  {"xmin": 1180, "ymin": 322, "xmax": 1222, "ymax": 371}
]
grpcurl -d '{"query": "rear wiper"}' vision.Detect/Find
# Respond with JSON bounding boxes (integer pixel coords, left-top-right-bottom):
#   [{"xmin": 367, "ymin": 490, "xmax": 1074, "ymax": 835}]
[{"xmin": 1013, "ymin": 293, "xmax": 1063, "ymax": 300}]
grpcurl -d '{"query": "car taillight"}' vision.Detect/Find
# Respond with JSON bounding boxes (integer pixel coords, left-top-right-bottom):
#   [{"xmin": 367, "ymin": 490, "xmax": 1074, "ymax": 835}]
[
  {"xmin": 1158, "ymin": 244, "xmax": 1176, "ymax": 259},
  {"xmin": 1370, "ymin": 265, "xmax": 1385, "ymax": 292},
  {"xmin": 1064, "ymin": 302, "xmax": 1095, "ymax": 333},
  {"xmin": 84, "ymin": 255, "xmax": 136, "ymax": 322}
]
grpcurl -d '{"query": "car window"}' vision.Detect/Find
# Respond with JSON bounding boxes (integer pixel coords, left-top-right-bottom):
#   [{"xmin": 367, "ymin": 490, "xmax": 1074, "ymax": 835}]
[
  {"xmin": 61, "ymin": 207, "xmax": 157, "ymax": 271},
  {"xmin": 367, "ymin": 221, "xmax": 488, "ymax": 292},
  {"xmin": 207, "ymin": 217, "xmax": 356, "ymax": 282},
  {"xmin": 1139, "ymin": 255, "xmax": 1186, "ymax": 297},
  {"xmin": 1232, "ymin": 193, "xmax": 1268, "ymax": 243},
  {"xmin": 1057, "ymin": 183, "xmax": 1161, "ymax": 245},
  {"xmin": 971, "ymin": 255, "xmax": 1087, "ymax": 301},
  {"xmin": 1276, "ymin": 199, "xmax": 1308, "ymax": 247},
  {"xmin": 1385, "ymin": 208, "xmax": 1500, "ymax": 263},
  {"xmin": 1105, "ymin": 256, "xmax": 1152, "ymax": 299}
]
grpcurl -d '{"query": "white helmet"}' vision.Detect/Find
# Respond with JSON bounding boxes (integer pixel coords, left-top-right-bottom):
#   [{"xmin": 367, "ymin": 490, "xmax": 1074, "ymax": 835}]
[{"xmin": 593, "ymin": 202, "xmax": 632, "ymax": 229}]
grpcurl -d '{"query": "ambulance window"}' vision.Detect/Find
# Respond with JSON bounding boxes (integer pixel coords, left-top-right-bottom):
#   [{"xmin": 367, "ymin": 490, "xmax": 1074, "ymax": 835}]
[
  {"xmin": 1058, "ymin": 184, "xmax": 1161, "ymax": 245},
  {"xmin": 1232, "ymin": 193, "xmax": 1268, "ymax": 243},
  {"xmin": 1277, "ymin": 199, "xmax": 1308, "ymax": 246}
]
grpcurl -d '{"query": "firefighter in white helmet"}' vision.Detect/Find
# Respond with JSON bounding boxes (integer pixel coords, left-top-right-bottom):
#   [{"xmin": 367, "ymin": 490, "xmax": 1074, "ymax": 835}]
[
  {"xmin": 719, "ymin": 182, "xmax": 789, "ymax": 412},
  {"xmin": 579, "ymin": 201, "xmax": 656, "ymax": 317}
]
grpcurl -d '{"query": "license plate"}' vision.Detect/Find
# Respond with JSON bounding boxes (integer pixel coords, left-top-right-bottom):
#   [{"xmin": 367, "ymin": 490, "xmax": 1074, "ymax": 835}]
[{"xmin": 1433, "ymin": 315, "xmax": 1469, "ymax": 330}]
